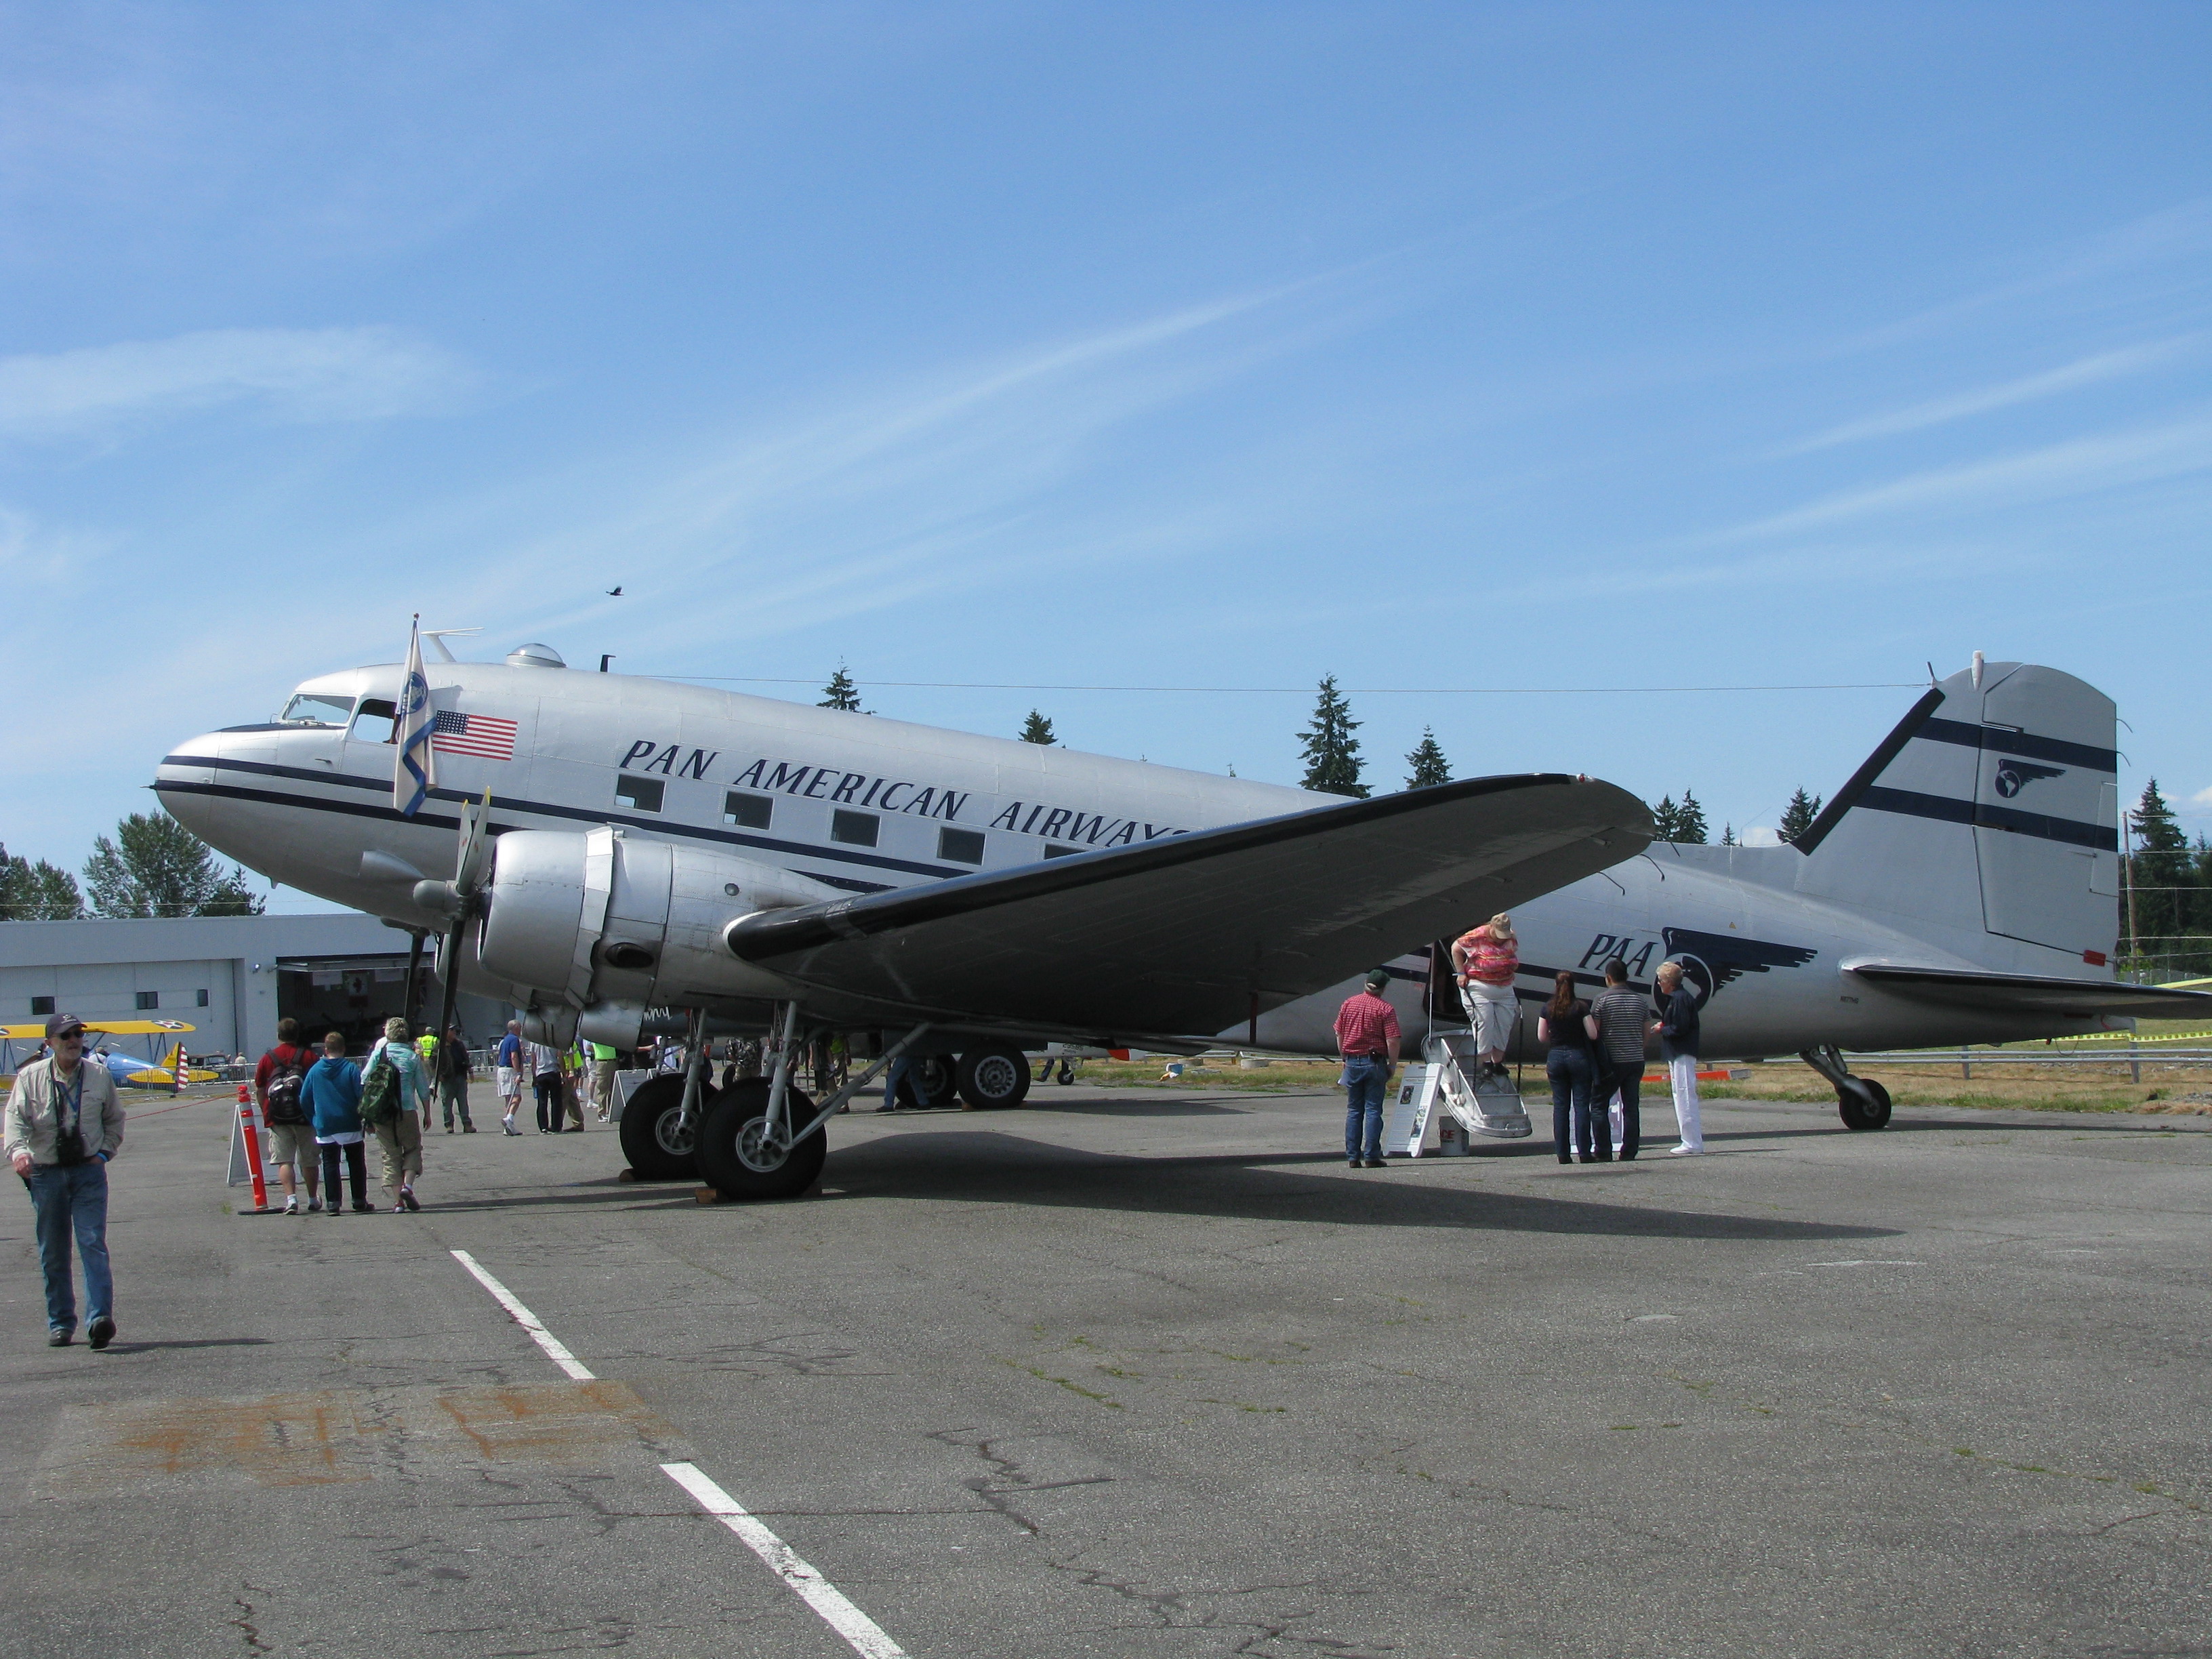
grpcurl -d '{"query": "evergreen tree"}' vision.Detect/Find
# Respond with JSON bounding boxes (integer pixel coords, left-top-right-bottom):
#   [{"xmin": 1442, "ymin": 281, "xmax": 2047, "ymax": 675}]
[
  {"xmin": 1778, "ymin": 787, "xmax": 1823, "ymax": 846},
  {"xmin": 1649, "ymin": 795, "xmax": 1680, "ymax": 840},
  {"xmin": 2127, "ymin": 780, "xmax": 2196, "ymax": 972},
  {"xmin": 1674, "ymin": 790, "xmax": 1709, "ymax": 844},
  {"xmin": 0, "ymin": 844, "xmax": 84, "ymax": 920},
  {"xmin": 83, "ymin": 813, "xmax": 264, "ymax": 918},
  {"xmin": 1018, "ymin": 710, "xmax": 1057, "ymax": 745},
  {"xmin": 1721, "ymin": 823, "xmax": 1737, "ymax": 846},
  {"xmin": 1298, "ymin": 675, "xmax": 1368, "ymax": 798},
  {"xmin": 818, "ymin": 666, "xmax": 863, "ymax": 712},
  {"xmin": 1403, "ymin": 728, "xmax": 1450, "ymax": 790}
]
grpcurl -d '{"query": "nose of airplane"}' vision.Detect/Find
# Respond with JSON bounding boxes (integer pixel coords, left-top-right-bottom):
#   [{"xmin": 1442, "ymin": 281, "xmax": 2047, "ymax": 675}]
[
  {"xmin": 152, "ymin": 726, "xmax": 278, "ymax": 853},
  {"xmin": 155, "ymin": 730, "xmax": 239, "ymax": 849}
]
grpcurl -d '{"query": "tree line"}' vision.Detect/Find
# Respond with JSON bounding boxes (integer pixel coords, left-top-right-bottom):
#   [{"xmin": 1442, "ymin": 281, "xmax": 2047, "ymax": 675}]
[
  {"xmin": 2124, "ymin": 781, "xmax": 2211, "ymax": 980},
  {"xmin": 1, "ymin": 816, "xmax": 264, "ymax": 921},
  {"xmin": 817, "ymin": 666, "xmax": 1841, "ymax": 830}
]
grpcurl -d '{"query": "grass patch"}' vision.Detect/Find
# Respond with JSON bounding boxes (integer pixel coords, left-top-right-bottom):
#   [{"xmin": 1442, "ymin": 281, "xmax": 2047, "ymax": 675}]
[{"xmin": 1706, "ymin": 1061, "xmax": 2212, "ymax": 1115}]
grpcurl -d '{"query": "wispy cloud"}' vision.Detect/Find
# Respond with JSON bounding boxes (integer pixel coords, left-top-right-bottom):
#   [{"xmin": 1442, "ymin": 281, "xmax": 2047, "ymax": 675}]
[
  {"xmin": 388, "ymin": 278, "xmax": 1353, "ymax": 653},
  {"xmin": 1845, "ymin": 197, "xmax": 2212, "ymax": 352},
  {"xmin": 0, "ymin": 326, "xmax": 474, "ymax": 438},
  {"xmin": 1780, "ymin": 336, "xmax": 2203, "ymax": 454},
  {"xmin": 1715, "ymin": 414, "xmax": 2212, "ymax": 543}
]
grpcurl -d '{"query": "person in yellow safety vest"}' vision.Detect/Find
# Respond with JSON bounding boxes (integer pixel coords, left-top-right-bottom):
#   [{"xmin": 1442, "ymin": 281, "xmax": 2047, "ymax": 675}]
[
  {"xmin": 589, "ymin": 1041, "xmax": 618, "ymax": 1122},
  {"xmin": 558, "ymin": 1042, "xmax": 587, "ymax": 1131},
  {"xmin": 415, "ymin": 1029, "xmax": 437, "ymax": 1071}
]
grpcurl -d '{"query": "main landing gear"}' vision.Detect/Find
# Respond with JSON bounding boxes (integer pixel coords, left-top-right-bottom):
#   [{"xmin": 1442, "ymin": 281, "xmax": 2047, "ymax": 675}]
[
  {"xmin": 618, "ymin": 1021, "xmax": 1046, "ymax": 1196},
  {"xmin": 1799, "ymin": 1043, "xmax": 1893, "ymax": 1132}
]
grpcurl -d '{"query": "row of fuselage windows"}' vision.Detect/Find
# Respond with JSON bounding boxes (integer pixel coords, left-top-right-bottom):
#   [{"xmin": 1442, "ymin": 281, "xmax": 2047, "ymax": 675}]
[
  {"xmin": 26, "ymin": 991, "xmax": 207, "ymax": 1015},
  {"xmin": 611, "ymin": 774, "xmax": 1083, "ymax": 865}
]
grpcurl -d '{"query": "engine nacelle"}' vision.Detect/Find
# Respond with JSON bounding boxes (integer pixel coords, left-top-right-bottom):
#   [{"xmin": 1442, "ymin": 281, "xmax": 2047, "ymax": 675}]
[{"xmin": 472, "ymin": 827, "xmax": 834, "ymax": 1022}]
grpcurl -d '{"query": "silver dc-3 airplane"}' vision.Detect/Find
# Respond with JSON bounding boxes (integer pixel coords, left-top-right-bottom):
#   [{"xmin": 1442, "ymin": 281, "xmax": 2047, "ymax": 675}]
[{"xmin": 155, "ymin": 649, "xmax": 2207, "ymax": 1199}]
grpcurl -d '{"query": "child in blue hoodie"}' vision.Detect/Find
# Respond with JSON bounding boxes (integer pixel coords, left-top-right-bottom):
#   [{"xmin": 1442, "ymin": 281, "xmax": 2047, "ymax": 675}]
[{"xmin": 301, "ymin": 1031, "xmax": 371, "ymax": 1214}]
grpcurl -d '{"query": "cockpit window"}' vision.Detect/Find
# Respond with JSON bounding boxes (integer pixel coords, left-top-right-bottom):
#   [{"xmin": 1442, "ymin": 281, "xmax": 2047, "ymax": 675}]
[
  {"xmin": 350, "ymin": 698, "xmax": 398, "ymax": 744},
  {"xmin": 279, "ymin": 693, "xmax": 356, "ymax": 727}
]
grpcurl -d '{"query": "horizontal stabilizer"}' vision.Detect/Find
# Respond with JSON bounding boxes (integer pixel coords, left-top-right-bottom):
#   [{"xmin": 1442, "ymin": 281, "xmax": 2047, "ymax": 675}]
[
  {"xmin": 731, "ymin": 775, "xmax": 1653, "ymax": 1039},
  {"xmin": 1844, "ymin": 961, "xmax": 2212, "ymax": 1019}
]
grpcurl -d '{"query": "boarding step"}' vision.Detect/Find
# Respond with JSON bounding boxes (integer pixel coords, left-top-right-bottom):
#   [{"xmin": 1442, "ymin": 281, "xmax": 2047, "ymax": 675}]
[{"xmin": 1385, "ymin": 1033, "xmax": 1532, "ymax": 1156}]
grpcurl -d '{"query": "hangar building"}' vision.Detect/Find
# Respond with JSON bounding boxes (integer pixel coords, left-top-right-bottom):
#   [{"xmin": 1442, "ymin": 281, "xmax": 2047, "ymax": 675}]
[{"xmin": 0, "ymin": 913, "xmax": 509, "ymax": 1062}]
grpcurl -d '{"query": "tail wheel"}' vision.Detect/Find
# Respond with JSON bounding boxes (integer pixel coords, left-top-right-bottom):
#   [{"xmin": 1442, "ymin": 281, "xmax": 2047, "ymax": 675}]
[
  {"xmin": 617, "ymin": 1074, "xmax": 701, "ymax": 1179},
  {"xmin": 956, "ymin": 1045, "xmax": 1033, "ymax": 1110},
  {"xmin": 696, "ymin": 1078, "xmax": 827, "ymax": 1201},
  {"xmin": 1837, "ymin": 1077, "xmax": 1892, "ymax": 1132}
]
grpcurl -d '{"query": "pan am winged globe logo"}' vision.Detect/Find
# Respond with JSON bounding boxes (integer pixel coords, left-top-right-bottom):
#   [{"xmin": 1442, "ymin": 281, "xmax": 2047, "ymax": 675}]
[{"xmin": 1993, "ymin": 760, "xmax": 2065, "ymax": 798}]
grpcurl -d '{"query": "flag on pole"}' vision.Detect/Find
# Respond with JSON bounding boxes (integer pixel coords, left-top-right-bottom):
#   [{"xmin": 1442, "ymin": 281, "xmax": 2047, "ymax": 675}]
[{"xmin": 394, "ymin": 615, "xmax": 437, "ymax": 817}]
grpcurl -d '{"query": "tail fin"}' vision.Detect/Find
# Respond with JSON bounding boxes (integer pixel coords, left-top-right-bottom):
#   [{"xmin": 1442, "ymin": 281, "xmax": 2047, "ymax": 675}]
[{"xmin": 1792, "ymin": 662, "xmax": 2119, "ymax": 968}]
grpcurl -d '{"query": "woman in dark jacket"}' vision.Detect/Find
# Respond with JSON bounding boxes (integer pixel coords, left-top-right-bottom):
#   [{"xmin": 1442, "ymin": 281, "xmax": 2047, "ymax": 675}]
[{"xmin": 1537, "ymin": 970, "xmax": 1603, "ymax": 1164}]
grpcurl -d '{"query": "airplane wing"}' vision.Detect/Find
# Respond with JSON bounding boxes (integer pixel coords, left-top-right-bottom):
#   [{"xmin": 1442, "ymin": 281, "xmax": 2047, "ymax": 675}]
[
  {"xmin": 1845, "ymin": 962, "xmax": 2212, "ymax": 1019},
  {"xmin": 729, "ymin": 774, "xmax": 1652, "ymax": 1040}
]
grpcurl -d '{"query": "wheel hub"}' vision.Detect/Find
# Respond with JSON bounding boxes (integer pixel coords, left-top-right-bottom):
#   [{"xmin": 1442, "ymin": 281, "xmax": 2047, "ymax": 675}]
[
  {"xmin": 654, "ymin": 1108, "xmax": 696, "ymax": 1158},
  {"xmin": 737, "ymin": 1117, "xmax": 792, "ymax": 1172},
  {"xmin": 973, "ymin": 1053, "xmax": 1021, "ymax": 1101}
]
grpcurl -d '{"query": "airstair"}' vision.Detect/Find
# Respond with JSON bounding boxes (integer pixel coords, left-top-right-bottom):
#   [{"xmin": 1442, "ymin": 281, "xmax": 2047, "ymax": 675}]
[{"xmin": 1385, "ymin": 1031, "xmax": 1532, "ymax": 1156}]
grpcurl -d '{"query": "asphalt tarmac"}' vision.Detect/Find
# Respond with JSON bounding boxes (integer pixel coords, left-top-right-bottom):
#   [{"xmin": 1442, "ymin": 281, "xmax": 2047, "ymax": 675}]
[{"xmin": 1, "ymin": 1079, "xmax": 2205, "ymax": 1658}]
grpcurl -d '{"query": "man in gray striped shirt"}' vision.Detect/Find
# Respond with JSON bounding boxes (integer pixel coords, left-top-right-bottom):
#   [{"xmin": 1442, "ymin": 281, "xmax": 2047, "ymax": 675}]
[{"xmin": 1591, "ymin": 958, "xmax": 1649, "ymax": 1161}]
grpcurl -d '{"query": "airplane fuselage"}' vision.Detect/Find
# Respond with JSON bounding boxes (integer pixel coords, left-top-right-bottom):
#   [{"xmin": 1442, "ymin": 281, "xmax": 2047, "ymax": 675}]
[{"xmin": 157, "ymin": 659, "xmax": 2119, "ymax": 1063}]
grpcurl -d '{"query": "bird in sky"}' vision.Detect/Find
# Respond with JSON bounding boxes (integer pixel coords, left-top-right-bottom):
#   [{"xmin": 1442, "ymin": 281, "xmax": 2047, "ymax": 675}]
[{"xmin": 605, "ymin": 586, "xmax": 623, "ymax": 596}]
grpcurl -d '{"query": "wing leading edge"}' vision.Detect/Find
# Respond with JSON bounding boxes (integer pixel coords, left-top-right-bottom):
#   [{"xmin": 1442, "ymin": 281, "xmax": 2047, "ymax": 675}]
[
  {"xmin": 1845, "ymin": 962, "xmax": 2212, "ymax": 1019},
  {"xmin": 729, "ymin": 774, "xmax": 1653, "ymax": 1040}
]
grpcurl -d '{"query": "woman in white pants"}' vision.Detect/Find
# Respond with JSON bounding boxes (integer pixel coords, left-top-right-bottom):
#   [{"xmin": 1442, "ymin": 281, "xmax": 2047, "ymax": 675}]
[
  {"xmin": 1652, "ymin": 961, "xmax": 1704, "ymax": 1155},
  {"xmin": 1452, "ymin": 914, "xmax": 1520, "ymax": 1083}
]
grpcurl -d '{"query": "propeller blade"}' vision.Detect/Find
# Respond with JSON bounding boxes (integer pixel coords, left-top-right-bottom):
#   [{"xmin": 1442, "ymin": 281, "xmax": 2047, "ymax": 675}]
[
  {"xmin": 432, "ymin": 912, "xmax": 468, "ymax": 1057},
  {"xmin": 455, "ymin": 788, "xmax": 493, "ymax": 894}
]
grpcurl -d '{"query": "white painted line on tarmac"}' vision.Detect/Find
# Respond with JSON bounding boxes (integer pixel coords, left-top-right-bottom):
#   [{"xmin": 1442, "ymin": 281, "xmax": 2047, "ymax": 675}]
[
  {"xmin": 448, "ymin": 1252, "xmax": 910, "ymax": 1656},
  {"xmin": 661, "ymin": 1460, "xmax": 909, "ymax": 1659},
  {"xmin": 448, "ymin": 1248, "xmax": 597, "ymax": 1380}
]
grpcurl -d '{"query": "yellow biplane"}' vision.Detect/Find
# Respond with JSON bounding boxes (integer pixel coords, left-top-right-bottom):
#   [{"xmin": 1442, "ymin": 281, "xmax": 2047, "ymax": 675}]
[{"xmin": 0, "ymin": 1020, "xmax": 219, "ymax": 1087}]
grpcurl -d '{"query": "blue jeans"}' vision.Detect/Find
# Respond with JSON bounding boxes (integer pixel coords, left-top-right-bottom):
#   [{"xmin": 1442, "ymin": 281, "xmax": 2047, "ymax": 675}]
[
  {"xmin": 24, "ymin": 1162, "xmax": 112, "ymax": 1334},
  {"xmin": 884, "ymin": 1056, "xmax": 922, "ymax": 1109},
  {"xmin": 1343, "ymin": 1056, "xmax": 1390, "ymax": 1160},
  {"xmin": 1547, "ymin": 1048, "xmax": 1599, "ymax": 1161}
]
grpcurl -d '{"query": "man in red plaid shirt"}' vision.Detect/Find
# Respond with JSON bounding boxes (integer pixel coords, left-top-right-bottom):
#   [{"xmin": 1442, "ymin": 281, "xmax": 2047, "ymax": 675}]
[{"xmin": 1334, "ymin": 969, "xmax": 1401, "ymax": 1168}]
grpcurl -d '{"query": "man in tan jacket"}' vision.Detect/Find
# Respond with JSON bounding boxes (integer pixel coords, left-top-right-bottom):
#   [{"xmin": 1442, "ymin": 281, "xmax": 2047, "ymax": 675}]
[{"xmin": 5, "ymin": 1013, "xmax": 126, "ymax": 1348}]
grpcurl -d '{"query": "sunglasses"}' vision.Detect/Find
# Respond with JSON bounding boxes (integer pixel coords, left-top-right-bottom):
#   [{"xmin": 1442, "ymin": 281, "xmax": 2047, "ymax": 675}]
[{"xmin": 54, "ymin": 1031, "xmax": 85, "ymax": 1043}]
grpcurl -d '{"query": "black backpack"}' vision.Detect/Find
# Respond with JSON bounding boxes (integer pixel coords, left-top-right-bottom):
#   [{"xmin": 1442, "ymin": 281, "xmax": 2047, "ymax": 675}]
[{"xmin": 264, "ymin": 1048, "xmax": 311, "ymax": 1125}]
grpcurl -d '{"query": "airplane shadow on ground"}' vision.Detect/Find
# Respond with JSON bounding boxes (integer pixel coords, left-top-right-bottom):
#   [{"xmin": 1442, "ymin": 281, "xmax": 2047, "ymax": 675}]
[{"xmin": 820, "ymin": 1131, "xmax": 1900, "ymax": 1242}]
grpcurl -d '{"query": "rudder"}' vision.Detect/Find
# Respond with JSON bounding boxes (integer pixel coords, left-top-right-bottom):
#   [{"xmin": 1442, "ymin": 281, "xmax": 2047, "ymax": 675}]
[{"xmin": 1791, "ymin": 661, "xmax": 2120, "ymax": 969}]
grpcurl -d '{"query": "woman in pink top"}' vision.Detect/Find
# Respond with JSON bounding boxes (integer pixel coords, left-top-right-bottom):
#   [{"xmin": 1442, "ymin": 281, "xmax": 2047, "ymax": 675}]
[{"xmin": 1451, "ymin": 914, "xmax": 1519, "ymax": 1080}]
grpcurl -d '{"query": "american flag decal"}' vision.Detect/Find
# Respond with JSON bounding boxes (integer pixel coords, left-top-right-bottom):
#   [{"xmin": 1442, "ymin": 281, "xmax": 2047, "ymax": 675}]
[{"xmin": 430, "ymin": 709, "xmax": 518, "ymax": 762}]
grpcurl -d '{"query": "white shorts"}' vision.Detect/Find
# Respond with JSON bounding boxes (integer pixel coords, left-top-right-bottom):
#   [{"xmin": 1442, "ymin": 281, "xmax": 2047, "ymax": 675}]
[
  {"xmin": 496, "ymin": 1065, "xmax": 521, "ymax": 1101},
  {"xmin": 1460, "ymin": 981, "xmax": 1517, "ymax": 1053}
]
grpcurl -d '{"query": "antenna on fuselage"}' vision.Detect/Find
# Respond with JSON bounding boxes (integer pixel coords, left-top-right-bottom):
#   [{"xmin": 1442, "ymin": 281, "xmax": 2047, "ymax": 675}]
[{"xmin": 422, "ymin": 628, "xmax": 483, "ymax": 663}]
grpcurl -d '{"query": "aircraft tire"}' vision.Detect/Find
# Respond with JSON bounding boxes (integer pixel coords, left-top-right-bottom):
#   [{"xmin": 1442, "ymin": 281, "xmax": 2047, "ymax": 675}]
[
  {"xmin": 1837, "ymin": 1077, "xmax": 1893, "ymax": 1132},
  {"xmin": 695, "ymin": 1080, "xmax": 826, "ymax": 1201},
  {"xmin": 956, "ymin": 1045, "xmax": 1033, "ymax": 1111},
  {"xmin": 918, "ymin": 1054, "xmax": 960, "ymax": 1110},
  {"xmin": 618, "ymin": 1075, "xmax": 701, "ymax": 1179}
]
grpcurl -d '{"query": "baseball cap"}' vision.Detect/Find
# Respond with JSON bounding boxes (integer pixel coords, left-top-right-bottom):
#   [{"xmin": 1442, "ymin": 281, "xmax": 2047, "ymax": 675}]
[
  {"xmin": 1364, "ymin": 968, "xmax": 1391, "ymax": 989},
  {"xmin": 44, "ymin": 1012, "xmax": 87, "ymax": 1039}
]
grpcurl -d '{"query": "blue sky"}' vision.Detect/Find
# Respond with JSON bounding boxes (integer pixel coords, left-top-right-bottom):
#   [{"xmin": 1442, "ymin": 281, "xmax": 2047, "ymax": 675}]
[{"xmin": 3, "ymin": 4, "xmax": 2208, "ymax": 911}]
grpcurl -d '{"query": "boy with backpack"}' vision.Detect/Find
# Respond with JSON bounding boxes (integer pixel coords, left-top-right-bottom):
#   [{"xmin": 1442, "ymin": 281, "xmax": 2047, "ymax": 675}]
[
  {"xmin": 302, "ymin": 1030, "xmax": 371, "ymax": 1214},
  {"xmin": 254, "ymin": 1018, "xmax": 323, "ymax": 1214}
]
